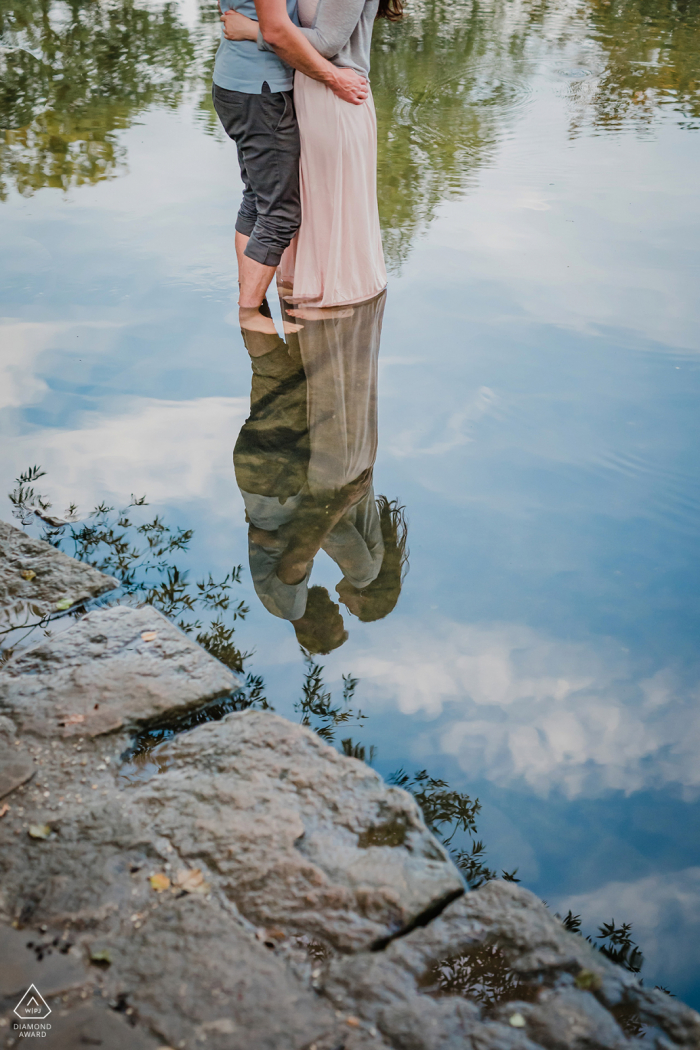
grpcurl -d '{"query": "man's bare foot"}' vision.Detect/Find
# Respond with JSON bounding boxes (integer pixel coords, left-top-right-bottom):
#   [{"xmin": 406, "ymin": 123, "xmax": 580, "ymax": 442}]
[{"xmin": 239, "ymin": 306, "xmax": 281, "ymax": 336}]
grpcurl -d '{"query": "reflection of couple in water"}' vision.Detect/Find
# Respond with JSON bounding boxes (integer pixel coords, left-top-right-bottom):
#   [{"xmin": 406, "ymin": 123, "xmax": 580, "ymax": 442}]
[
  {"xmin": 215, "ymin": 0, "xmax": 407, "ymax": 648},
  {"xmin": 214, "ymin": 0, "xmax": 402, "ymax": 324},
  {"xmin": 234, "ymin": 293, "xmax": 408, "ymax": 653}
]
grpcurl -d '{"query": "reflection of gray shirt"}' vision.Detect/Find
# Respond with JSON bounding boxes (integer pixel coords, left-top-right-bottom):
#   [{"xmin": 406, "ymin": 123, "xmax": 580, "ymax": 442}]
[
  {"xmin": 323, "ymin": 488, "xmax": 384, "ymax": 589},
  {"xmin": 258, "ymin": 0, "xmax": 379, "ymax": 80},
  {"xmin": 243, "ymin": 487, "xmax": 382, "ymax": 621}
]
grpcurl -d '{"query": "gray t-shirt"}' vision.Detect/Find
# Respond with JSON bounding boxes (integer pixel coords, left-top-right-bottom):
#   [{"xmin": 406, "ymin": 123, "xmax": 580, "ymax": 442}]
[{"xmin": 259, "ymin": 0, "xmax": 379, "ymax": 80}]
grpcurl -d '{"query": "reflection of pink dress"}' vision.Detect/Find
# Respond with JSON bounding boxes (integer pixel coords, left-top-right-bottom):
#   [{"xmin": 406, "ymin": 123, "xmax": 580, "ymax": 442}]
[{"xmin": 278, "ymin": 0, "xmax": 387, "ymax": 308}]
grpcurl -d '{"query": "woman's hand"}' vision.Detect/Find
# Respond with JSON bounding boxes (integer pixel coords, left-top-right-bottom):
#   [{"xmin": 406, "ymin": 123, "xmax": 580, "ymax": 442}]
[{"xmin": 219, "ymin": 4, "xmax": 259, "ymax": 41}]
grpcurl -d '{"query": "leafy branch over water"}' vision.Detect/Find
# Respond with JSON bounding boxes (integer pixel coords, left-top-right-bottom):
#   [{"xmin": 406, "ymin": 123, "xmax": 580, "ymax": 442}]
[
  {"xmin": 296, "ymin": 660, "xmax": 366, "ymax": 744},
  {"xmin": 388, "ymin": 767, "xmax": 497, "ymax": 888},
  {"xmin": 6, "ymin": 465, "xmax": 251, "ymax": 676}
]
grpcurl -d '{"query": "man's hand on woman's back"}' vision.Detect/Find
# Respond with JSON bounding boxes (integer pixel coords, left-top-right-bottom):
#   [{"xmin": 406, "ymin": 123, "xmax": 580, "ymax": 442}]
[{"xmin": 326, "ymin": 67, "xmax": 369, "ymax": 105}]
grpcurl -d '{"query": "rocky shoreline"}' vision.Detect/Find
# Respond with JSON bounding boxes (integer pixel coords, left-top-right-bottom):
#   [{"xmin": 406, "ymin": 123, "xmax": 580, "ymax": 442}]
[{"xmin": 1, "ymin": 519, "xmax": 698, "ymax": 1050}]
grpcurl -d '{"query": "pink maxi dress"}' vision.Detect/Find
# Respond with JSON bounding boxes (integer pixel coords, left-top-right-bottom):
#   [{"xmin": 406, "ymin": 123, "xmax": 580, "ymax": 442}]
[{"xmin": 278, "ymin": 0, "xmax": 387, "ymax": 308}]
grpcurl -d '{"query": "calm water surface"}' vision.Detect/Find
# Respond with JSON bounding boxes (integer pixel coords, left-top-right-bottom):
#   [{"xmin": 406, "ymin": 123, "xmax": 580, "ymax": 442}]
[{"xmin": 2, "ymin": 0, "xmax": 700, "ymax": 1005}]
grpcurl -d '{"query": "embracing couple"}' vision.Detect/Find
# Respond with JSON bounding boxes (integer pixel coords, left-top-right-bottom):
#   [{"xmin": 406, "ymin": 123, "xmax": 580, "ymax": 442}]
[{"xmin": 213, "ymin": 0, "xmax": 402, "ymax": 330}]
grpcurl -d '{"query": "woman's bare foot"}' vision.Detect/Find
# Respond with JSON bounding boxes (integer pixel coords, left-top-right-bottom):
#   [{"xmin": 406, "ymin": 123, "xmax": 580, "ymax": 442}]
[
  {"xmin": 282, "ymin": 317, "xmax": 305, "ymax": 335},
  {"xmin": 277, "ymin": 282, "xmax": 295, "ymax": 300},
  {"xmin": 286, "ymin": 306, "xmax": 354, "ymax": 320}
]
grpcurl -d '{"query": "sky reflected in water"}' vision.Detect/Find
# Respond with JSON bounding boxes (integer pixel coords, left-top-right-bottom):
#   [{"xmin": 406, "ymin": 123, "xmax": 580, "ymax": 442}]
[{"xmin": 2, "ymin": 0, "xmax": 700, "ymax": 1007}]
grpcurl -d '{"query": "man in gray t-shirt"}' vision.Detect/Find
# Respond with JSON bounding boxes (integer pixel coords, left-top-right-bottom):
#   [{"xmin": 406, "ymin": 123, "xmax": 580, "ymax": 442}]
[{"xmin": 215, "ymin": 0, "xmax": 368, "ymax": 334}]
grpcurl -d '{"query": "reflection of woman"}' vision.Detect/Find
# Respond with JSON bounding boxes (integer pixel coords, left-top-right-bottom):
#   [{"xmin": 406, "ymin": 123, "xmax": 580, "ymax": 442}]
[
  {"xmin": 234, "ymin": 291, "xmax": 408, "ymax": 653},
  {"xmin": 286, "ymin": 293, "xmax": 408, "ymax": 621},
  {"xmin": 222, "ymin": 0, "xmax": 402, "ymax": 308}
]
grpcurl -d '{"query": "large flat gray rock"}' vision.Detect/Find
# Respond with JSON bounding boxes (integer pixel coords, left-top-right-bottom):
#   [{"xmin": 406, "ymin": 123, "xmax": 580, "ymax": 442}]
[
  {"xmin": 320, "ymin": 880, "xmax": 700, "ymax": 1050},
  {"xmin": 130, "ymin": 710, "xmax": 464, "ymax": 952},
  {"xmin": 0, "ymin": 793, "xmax": 381, "ymax": 1050},
  {"xmin": 0, "ymin": 605, "xmax": 239, "ymax": 737},
  {"xmin": 0, "ymin": 519, "xmax": 118, "ymax": 618},
  {"xmin": 0, "ymin": 531, "xmax": 696, "ymax": 1050},
  {"xmin": 0, "ymin": 709, "xmax": 698, "ymax": 1049}
]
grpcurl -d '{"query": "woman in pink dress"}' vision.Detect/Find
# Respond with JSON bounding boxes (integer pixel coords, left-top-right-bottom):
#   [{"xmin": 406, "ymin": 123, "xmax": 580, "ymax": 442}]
[{"xmin": 221, "ymin": 0, "xmax": 402, "ymax": 308}]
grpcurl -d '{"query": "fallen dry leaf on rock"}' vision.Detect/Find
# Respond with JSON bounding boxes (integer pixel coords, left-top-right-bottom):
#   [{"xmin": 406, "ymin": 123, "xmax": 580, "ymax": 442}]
[
  {"xmin": 175, "ymin": 868, "xmax": 210, "ymax": 895},
  {"xmin": 20, "ymin": 569, "xmax": 36, "ymax": 581},
  {"xmin": 61, "ymin": 714, "xmax": 85, "ymax": 725},
  {"xmin": 256, "ymin": 926, "xmax": 286, "ymax": 946},
  {"xmin": 0, "ymin": 803, "xmax": 10, "ymax": 818},
  {"xmin": 149, "ymin": 872, "xmax": 171, "ymax": 892},
  {"xmin": 141, "ymin": 631, "xmax": 158, "ymax": 642},
  {"xmin": 28, "ymin": 824, "xmax": 51, "ymax": 839}
]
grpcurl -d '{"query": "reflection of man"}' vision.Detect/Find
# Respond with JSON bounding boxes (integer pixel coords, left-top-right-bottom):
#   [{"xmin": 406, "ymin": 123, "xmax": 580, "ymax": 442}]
[
  {"xmin": 214, "ymin": 0, "xmax": 368, "ymax": 334},
  {"xmin": 233, "ymin": 326, "xmax": 352, "ymax": 654}
]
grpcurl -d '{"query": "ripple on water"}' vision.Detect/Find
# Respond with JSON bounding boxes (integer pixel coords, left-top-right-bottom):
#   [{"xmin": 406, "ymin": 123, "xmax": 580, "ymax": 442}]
[
  {"xmin": 578, "ymin": 447, "xmax": 700, "ymax": 537},
  {"xmin": 553, "ymin": 67, "xmax": 594, "ymax": 80},
  {"xmin": 415, "ymin": 65, "xmax": 535, "ymax": 116}
]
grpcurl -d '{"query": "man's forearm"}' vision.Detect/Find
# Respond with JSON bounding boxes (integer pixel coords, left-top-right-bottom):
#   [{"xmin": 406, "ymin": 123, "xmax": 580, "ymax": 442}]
[
  {"xmin": 254, "ymin": 0, "xmax": 367, "ymax": 103},
  {"xmin": 260, "ymin": 19, "xmax": 339, "ymax": 85}
]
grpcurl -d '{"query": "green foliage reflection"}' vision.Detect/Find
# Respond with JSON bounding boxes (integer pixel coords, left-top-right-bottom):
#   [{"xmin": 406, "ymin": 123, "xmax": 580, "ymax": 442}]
[
  {"xmin": 0, "ymin": 0, "xmax": 197, "ymax": 197},
  {"xmin": 2, "ymin": 0, "xmax": 700, "ymax": 256},
  {"xmin": 581, "ymin": 0, "xmax": 700, "ymax": 133}
]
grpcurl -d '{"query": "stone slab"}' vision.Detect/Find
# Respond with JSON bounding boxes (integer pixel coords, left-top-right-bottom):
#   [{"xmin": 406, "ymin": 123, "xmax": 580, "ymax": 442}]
[
  {"xmin": 320, "ymin": 881, "xmax": 700, "ymax": 1050},
  {"xmin": 0, "ymin": 649, "xmax": 697, "ymax": 1049},
  {"xmin": 0, "ymin": 605, "xmax": 239, "ymax": 737},
  {"xmin": 0, "ymin": 795, "xmax": 381, "ymax": 1050},
  {"xmin": 130, "ymin": 710, "xmax": 465, "ymax": 952},
  {"xmin": 99, "ymin": 895, "xmax": 376, "ymax": 1050},
  {"xmin": 0, "ymin": 749, "xmax": 34, "ymax": 799},
  {"xmin": 0, "ymin": 519, "xmax": 118, "ymax": 618},
  {"xmin": 0, "ymin": 925, "xmax": 87, "ymax": 1000},
  {"xmin": 40, "ymin": 1004, "xmax": 162, "ymax": 1050}
]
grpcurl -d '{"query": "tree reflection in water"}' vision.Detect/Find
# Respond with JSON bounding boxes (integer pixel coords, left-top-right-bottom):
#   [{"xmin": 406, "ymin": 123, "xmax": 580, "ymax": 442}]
[
  {"xmin": 2, "ymin": 0, "xmax": 700, "ymax": 249},
  {"xmin": 575, "ymin": 0, "xmax": 700, "ymax": 134},
  {"xmin": 0, "ymin": 0, "xmax": 197, "ymax": 197}
]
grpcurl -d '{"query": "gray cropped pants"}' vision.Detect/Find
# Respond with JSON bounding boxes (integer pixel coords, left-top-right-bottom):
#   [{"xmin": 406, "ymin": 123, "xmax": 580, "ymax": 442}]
[{"xmin": 213, "ymin": 83, "xmax": 301, "ymax": 268}]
